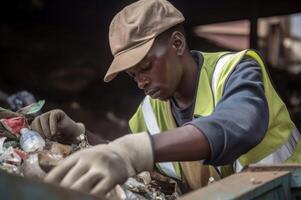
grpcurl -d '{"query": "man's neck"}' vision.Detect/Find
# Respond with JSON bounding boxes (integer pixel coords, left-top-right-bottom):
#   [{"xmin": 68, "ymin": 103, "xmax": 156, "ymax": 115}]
[{"xmin": 172, "ymin": 51, "xmax": 199, "ymax": 109}]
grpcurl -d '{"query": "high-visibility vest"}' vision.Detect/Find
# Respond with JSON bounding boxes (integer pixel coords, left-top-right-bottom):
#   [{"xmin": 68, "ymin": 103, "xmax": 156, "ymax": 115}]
[{"xmin": 129, "ymin": 49, "xmax": 301, "ymax": 187}]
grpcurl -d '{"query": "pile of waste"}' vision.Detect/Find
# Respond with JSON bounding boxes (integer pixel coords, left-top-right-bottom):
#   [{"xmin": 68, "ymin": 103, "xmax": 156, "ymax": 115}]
[
  {"xmin": 0, "ymin": 101, "xmax": 179, "ymax": 200},
  {"xmin": 0, "ymin": 100, "xmax": 79, "ymax": 179},
  {"xmin": 121, "ymin": 171, "xmax": 179, "ymax": 200}
]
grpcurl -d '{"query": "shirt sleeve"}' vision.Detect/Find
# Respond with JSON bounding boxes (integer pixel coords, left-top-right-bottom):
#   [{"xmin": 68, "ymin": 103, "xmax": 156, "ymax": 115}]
[{"xmin": 188, "ymin": 58, "xmax": 269, "ymax": 166}]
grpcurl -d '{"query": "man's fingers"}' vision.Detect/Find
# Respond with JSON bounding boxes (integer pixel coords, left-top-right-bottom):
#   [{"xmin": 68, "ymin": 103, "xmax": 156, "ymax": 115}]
[
  {"xmin": 71, "ymin": 170, "xmax": 104, "ymax": 193},
  {"xmin": 44, "ymin": 156, "xmax": 77, "ymax": 184},
  {"xmin": 40, "ymin": 112, "xmax": 52, "ymax": 138},
  {"xmin": 49, "ymin": 111, "xmax": 59, "ymax": 137},
  {"xmin": 90, "ymin": 177, "xmax": 115, "ymax": 198},
  {"xmin": 30, "ymin": 118, "xmax": 44, "ymax": 138},
  {"xmin": 60, "ymin": 161, "xmax": 89, "ymax": 188}
]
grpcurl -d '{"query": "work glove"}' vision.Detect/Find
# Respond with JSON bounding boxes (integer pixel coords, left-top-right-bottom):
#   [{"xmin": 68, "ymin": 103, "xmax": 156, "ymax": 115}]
[
  {"xmin": 31, "ymin": 109, "xmax": 85, "ymax": 144},
  {"xmin": 44, "ymin": 132, "xmax": 154, "ymax": 198}
]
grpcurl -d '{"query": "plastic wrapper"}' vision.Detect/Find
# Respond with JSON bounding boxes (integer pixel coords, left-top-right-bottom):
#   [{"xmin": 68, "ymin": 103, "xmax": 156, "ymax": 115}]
[
  {"xmin": 0, "ymin": 116, "xmax": 25, "ymax": 137},
  {"xmin": 0, "ymin": 147, "xmax": 22, "ymax": 166},
  {"xmin": 0, "ymin": 137, "xmax": 6, "ymax": 153},
  {"xmin": 45, "ymin": 141, "xmax": 73, "ymax": 157},
  {"xmin": 0, "ymin": 162, "xmax": 21, "ymax": 174},
  {"xmin": 125, "ymin": 190, "xmax": 148, "ymax": 200},
  {"xmin": 21, "ymin": 153, "xmax": 46, "ymax": 179},
  {"xmin": 0, "ymin": 116, "xmax": 25, "ymax": 139},
  {"xmin": 3, "ymin": 140, "xmax": 20, "ymax": 149},
  {"xmin": 123, "ymin": 172, "xmax": 179, "ymax": 200},
  {"xmin": 136, "ymin": 171, "xmax": 152, "ymax": 185},
  {"xmin": 0, "ymin": 137, "xmax": 22, "ymax": 166},
  {"xmin": 35, "ymin": 141, "xmax": 74, "ymax": 173}
]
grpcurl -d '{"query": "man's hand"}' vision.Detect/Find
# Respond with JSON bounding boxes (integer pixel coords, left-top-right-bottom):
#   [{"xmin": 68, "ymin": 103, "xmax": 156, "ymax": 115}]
[
  {"xmin": 31, "ymin": 109, "xmax": 85, "ymax": 144},
  {"xmin": 44, "ymin": 132, "xmax": 154, "ymax": 198}
]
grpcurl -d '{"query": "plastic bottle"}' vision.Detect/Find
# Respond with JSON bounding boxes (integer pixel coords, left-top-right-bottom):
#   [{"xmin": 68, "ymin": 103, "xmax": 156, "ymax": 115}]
[{"xmin": 20, "ymin": 128, "xmax": 45, "ymax": 152}]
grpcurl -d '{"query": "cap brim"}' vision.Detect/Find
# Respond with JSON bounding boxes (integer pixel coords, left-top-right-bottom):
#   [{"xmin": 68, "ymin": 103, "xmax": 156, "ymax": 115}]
[{"xmin": 104, "ymin": 38, "xmax": 155, "ymax": 82}]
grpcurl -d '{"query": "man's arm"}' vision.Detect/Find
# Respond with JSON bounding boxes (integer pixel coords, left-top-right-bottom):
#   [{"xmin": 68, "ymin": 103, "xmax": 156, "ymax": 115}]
[
  {"xmin": 153, "ymin": 125, "xmax": 210, "ymax": 162},
  {"xmin": 152, "ymin": 58, "xmax": 269, "ymax": 166}
]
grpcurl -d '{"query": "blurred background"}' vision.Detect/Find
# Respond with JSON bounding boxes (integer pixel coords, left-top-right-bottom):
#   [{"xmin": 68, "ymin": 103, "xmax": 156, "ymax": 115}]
[{"xmin": 1, "ymin": 0, "xmax": 301, "ymax": 140}]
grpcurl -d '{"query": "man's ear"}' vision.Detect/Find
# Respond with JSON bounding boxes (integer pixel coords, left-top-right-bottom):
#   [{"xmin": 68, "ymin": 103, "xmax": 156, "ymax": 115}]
[{"xmin": 170, "ymin": 31, "xmax": 186, "ymax": 56}]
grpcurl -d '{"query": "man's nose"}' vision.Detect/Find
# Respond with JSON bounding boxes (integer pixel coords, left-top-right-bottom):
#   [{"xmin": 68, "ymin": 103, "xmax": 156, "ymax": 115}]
[{"xmin": 137, "ymin": 74, "xmax": 149, "ymax": 89}]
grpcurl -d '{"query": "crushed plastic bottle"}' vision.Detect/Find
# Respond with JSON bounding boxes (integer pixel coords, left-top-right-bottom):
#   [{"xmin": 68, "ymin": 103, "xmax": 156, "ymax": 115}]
[{"xmin": 20, "ymin": 128, "xmax": 45, "ymax": 152}]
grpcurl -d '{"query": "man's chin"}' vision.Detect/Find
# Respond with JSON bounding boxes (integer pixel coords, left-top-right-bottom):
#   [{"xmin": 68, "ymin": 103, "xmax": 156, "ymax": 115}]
[
  {"xmin": 157, "ymin": 95, "xmax": 171, "ymax": 101},
  {"xmin": 149, "ymin": 90, "xmax": 171, "ymax": 101}
]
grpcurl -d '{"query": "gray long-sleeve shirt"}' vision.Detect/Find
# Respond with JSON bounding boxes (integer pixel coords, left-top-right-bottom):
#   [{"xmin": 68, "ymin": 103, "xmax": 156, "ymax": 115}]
[{"xmin": 171, "ymin": 51, "xmax": 269, "ymax": 166}]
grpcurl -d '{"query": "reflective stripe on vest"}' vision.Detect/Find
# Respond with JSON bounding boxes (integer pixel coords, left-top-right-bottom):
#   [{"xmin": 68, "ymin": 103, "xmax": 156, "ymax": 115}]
[
  {"xmin": 235, "ymin": 127, "xmax": 301, "ymax": 172},
  {"xmin": 141, "ymin": 96, "xmax": 181, "ymax": 180},
  {"xmin": 212, "ymin": 54, "xmax": 233, "ymax": 175},
  {"xmin": 212, "ymin": 54, "xmax": 301, "ymax": 172},
  {"xmin": 212, "ymin": 53, "xmax": 234, "ymax": 97}
]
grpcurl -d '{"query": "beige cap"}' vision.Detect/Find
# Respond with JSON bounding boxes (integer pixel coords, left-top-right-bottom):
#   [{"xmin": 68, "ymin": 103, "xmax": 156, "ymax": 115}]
[{"xmin": 104, "ymin": 0, "xmax": 185, "ymax": 82}]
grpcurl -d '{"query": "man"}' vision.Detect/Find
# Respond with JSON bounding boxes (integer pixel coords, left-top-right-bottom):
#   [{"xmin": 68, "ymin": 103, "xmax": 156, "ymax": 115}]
[{"xmin": 31, "ymin": 0, "xmax": 301, "ymax": 198}]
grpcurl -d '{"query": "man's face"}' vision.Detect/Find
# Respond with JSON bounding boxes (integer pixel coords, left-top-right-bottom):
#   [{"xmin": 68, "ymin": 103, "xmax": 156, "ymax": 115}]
[{"xmin": 126, "ymin": 35, "xmax": 183, "ymax": 101}]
